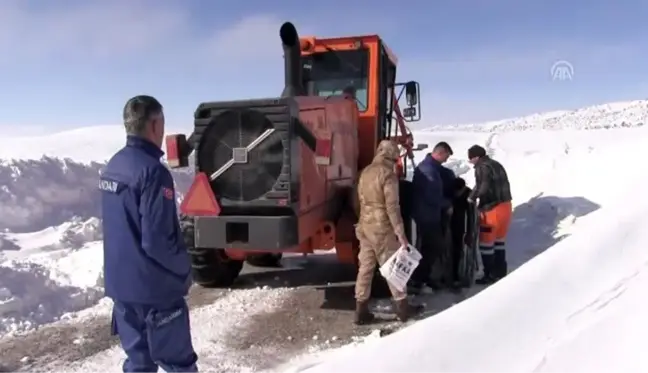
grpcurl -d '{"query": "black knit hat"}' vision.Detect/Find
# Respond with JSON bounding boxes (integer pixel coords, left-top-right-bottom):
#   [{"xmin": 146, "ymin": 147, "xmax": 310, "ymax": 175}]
[{"xmin": 467, "ymin": 145, "xmax": 487, "ymax": 159}]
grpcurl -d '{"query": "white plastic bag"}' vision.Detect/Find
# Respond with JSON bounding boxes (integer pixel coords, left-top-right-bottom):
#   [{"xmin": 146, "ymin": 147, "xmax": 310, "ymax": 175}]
[{"xmin": 379, "ymin": 244, "xmax": 422, "ymax": 292}]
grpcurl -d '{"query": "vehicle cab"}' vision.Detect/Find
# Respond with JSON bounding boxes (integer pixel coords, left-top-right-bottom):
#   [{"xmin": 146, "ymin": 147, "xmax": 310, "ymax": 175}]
[{"xmin": 298, "ymin": 35, "xmax": 423, "ymax": 171}]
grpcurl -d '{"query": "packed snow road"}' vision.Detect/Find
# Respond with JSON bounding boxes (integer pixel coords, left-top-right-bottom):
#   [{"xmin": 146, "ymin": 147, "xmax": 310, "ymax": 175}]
[{"xmin": 0, "ymin": 254, "xmax": 413, "ymax": 372}]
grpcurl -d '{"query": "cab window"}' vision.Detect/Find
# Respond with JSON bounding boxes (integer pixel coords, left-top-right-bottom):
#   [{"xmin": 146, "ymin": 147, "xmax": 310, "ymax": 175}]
[{"xmin": 302, "ymin": 48, "xmax": 369, "ymax": 111}]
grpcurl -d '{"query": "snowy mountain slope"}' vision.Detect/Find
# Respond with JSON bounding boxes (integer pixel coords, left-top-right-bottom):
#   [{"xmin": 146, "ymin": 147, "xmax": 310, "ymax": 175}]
[
  {"xmin": 0, "ymin": 156, "xmax": 193, "ymax": 233},
  {"xmin": 283, "ymin": 126, "xmax": 648, "ymax": 372},
  {"xmin": 429, "ymin": 99, "xmax": 648, "ymax": 132},
  {"xmin": 2, "ymin": 218, "xmax": 102, "ymax": 258},
  {"xmin": 0, "ymin": 125, "xmax": 194, "ymax": 231},
  {"xmin": 0, "ymin": 157, "xmax": 105, "ymax": 233}
]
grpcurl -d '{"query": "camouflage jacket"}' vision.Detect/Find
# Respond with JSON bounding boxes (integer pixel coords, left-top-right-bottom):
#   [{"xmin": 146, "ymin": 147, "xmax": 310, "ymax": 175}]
[
  {"xmin": 355, "ymin": 140, "xmax": 406, "ymax": 245},
  {"xmin": 469, "ymin": 156, "xmax": 512, "ymax": 211}
]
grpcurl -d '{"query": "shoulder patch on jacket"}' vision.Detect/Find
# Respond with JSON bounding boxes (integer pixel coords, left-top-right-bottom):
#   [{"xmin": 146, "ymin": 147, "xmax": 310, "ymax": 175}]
[
  {"xmin": 162, "ymin": 186, "xmax": 174, "ymax": 200},
  {"xmin": 98, "ymin": 178, "xmax": 126, "ymax": 194}
]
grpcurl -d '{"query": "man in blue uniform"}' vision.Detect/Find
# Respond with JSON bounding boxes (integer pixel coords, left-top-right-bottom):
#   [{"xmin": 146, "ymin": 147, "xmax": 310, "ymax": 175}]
[
  {"xmin": 409, "ymin": 141, "xmax": 454, "ymax": 294},
  {"xmin": 100, "ymin": 95, "xmax": 198, "ymax": 372}
]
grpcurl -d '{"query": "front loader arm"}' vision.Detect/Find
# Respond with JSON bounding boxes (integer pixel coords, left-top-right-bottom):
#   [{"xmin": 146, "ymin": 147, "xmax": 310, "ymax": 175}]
[{"xmin": 391, "ymin": 95, "xmax": 415, "ymax": 162}]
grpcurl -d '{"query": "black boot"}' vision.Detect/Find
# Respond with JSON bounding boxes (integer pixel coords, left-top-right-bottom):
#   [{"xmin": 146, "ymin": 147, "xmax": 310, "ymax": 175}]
[
  {"xmin": 354, "ymin": 301, "xmax": 375, "ymax": 325},
  {"xmin": 394, "ymin": 299, "xmax": 424, "ymax": 322},
  {"xmin": 494, "ymin": 249, "xmax": 508, "ymax": 280},
  {"xmin": 475, "ymin": 252, "xmax": 495, "ymax": 285}
]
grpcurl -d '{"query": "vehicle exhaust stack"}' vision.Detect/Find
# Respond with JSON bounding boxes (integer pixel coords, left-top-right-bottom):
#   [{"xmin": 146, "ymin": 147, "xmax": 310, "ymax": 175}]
[{"xmin": 280, "ymin": 22, "xmax": 304, "ymax": 98}]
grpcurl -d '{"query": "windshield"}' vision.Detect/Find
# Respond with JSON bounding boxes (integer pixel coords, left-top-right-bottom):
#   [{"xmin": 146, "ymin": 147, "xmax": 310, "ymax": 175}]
[{"xmin": 301, "ymin": 48, "xmax": 369, "ymax": 111}]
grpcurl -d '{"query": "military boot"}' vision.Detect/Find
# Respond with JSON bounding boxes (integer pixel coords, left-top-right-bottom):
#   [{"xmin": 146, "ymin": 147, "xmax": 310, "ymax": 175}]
[
  {"xmin": 493, "ymin": 249, "xmax": 508, "ymax": 280},
  {"xmin": 354, "ymin": 301, "xmax": 375, "ymax": 325},
  {"xmin": 475, "ymin": 252, "xmax": 496, "ymax": 285},
  {"xmin": 394, "ymin": 299, "xmax": 424, "ymax": 322}
]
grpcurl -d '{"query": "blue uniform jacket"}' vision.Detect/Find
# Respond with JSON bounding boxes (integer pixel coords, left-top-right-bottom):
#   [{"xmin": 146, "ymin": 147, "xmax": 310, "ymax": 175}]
[
  {"xmin": 101, "ymin": 136, "xmax": 191, "ymax": 304},
  {"xmin": 411, "ymin": 154, "xmax": 452, "ymax": 225}
]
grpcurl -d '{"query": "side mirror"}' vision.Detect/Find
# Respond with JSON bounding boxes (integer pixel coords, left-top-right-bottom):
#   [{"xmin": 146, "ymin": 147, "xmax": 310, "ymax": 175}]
[
  {"xmin": 405, "ymin": 81, "xmax": 418, "ymax": 106},
  {"xmin": 394, "ymin": 81, "xmax": 421, "ymax": 122}
]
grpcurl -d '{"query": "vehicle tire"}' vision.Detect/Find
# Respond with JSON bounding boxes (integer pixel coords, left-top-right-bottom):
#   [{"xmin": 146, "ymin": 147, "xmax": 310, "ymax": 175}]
[
  {"xmin": 181, "ymin": 216, "xmax": 244, "ymax": 288},
  {"xmin": 246, "ymin": 253, "xmax": 283, "ymax": 267}
]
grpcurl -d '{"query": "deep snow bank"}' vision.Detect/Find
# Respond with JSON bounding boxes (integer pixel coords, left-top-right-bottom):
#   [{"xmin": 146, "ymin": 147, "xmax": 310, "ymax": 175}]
[
  {"xmin": 286, "ymin": 126, "xmax": 648, "ymax": 372},
  {"xmin": 427, "ymin": 99, "xmax": 648, "ymax": 132},
  {"xmin": 0, "ymin": 221, "xmax": 105, "ymax": 336},
  {"xmin": 0, "ymin": 155, "xmax": 193, "ymax": 233},
  {"xmin": 298, "ymin": 182, "xmax": 648, "ymax": 372},
  {"xmin": 0, "ymin": 240, "xmax": 104, "ymax": 336}
]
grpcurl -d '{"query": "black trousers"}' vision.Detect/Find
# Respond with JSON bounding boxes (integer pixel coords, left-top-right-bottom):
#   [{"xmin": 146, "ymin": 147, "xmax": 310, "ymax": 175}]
[
  {"xmin": 449, "ymin": 226, "xmax": 464, "ymax": 281},
  {"xmin": 411, "ymin": 221, "xmax": 445, "ymax": 284}
]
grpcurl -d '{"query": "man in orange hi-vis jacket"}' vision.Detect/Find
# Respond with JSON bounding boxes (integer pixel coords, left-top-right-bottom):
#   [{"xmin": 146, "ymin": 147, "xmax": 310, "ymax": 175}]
[{"xmin": 467, "ymin": 145, "xmax": 513, "ymax": 285}]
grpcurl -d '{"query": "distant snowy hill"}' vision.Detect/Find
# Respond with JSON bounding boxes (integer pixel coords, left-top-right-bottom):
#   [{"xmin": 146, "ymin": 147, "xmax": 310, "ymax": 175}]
[
  {"xmin": 0, "ymin": 126, "xmax": 193, "ymax": 233},
  {"xmin": 430, "ymin": 99, "xmax": 648, "ymax": 132},
  {"xmin": 0, "ymin": 157, "xmax": 193, "ymax": 233}
]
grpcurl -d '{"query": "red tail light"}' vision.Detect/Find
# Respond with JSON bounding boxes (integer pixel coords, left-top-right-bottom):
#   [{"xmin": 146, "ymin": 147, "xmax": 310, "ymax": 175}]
[
  {"xmin": 179, "ymin": 172, "xmax": 221, "ymax": 216},
  {"xmin": 165, "ymin": 134, "xmax": 189, "ymax": 168}
]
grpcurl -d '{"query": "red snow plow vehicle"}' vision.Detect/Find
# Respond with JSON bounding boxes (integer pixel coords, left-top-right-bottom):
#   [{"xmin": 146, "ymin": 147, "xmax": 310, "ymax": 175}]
[{"xmin": 165, "ymin": 22, "xmax": 426, "ymax": 287}]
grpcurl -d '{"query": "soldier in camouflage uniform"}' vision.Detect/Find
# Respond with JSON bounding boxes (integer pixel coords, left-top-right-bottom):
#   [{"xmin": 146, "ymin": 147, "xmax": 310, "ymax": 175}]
[{"xmin": 354, "ymin": 140, "xmax": 424, "ymax": 325}]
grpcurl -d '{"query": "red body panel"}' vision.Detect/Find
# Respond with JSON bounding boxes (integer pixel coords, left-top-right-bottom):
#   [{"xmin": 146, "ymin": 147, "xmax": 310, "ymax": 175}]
[{"xmin": 294, "ymin": 95, "xmax": 359, "ymax": 246}]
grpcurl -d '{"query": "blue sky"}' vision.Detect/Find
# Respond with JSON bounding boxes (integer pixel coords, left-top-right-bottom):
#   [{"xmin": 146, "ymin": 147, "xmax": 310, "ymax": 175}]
[{"xmin": 0, "ymin": 0, "xmax": 646, "ymax": 135}]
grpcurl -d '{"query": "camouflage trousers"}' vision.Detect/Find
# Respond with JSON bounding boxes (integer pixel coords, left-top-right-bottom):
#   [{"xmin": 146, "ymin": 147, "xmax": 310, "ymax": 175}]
[{"xmin": 355, "ymin": 236, "xmax": 407, "ymax": 302}]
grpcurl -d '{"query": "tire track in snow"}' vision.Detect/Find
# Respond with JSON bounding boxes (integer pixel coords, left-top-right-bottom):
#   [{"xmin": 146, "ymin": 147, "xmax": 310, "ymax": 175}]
[
  {"xmin": 3, "ymin": 253, "xmax": 488, "ymax": 372},
  {"xmin": 1, "ymin": 254, "xmax": 344, "ymax": 371}
]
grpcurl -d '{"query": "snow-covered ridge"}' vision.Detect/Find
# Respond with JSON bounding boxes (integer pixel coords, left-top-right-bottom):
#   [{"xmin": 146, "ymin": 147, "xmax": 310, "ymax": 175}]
[
  {"xmin": 430, "ymin": 99, "xmax": 648, "ymax": 132},
  {"xmin": 0, "ymin": 125, "xmax": 189, "ymax": 164},
  {"xmin": 0, "ymin": 155, "xmax": 193, "ymax": 233}
]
